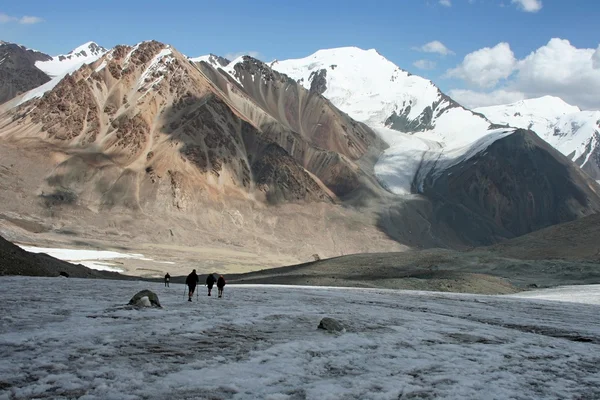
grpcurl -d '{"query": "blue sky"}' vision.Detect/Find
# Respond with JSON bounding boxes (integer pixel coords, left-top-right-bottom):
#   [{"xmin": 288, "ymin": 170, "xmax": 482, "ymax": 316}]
[{"xmin": 2, "ymin": 0, "xmax": 599, "ymax": 108}]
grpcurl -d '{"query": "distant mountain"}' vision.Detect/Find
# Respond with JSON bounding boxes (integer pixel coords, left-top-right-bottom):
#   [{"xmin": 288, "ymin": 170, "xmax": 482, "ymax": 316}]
[
  {"xmin": 189, "ymin": 54, "xmax": 230, "ymax": 68},
  {"xmin": 35, "ymin": 41, "xmax": 107, "ymax": 78},
  {"xmin": 475, "ymin": 96, "xmax": 600, "ymax": 181},
  {"xmin": 0, "ymin": 41, "xmax": 51, "ymax": 104},
  {"xmin": 7, "ymin": 41, "xmax": 107, "ymax": 108},
  {"xmin": 271, "ymin": 47, "xmax": 494, "ymax": 145}
]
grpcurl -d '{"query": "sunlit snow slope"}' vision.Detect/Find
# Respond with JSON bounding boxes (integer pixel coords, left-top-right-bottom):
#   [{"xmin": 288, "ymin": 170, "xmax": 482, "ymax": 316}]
[{"xmin": 476, "ymin": 96, "xmax": 600, "ymax": 180}]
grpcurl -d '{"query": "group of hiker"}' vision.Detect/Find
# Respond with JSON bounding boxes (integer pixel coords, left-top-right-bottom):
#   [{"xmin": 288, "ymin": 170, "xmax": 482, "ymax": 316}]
[{"xmin": 164, "ymin": 270, "xmax": 226, "ymax": 301}]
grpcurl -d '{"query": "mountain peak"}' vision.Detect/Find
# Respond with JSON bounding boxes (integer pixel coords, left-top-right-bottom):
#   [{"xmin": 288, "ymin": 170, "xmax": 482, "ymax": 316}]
[
  {"xmin": 189, "ymin": 53, "xmax": 230, "ymax": 68},
  {"xmin": 271, "ymin": 46, "xmax": 490, "ymax": 140},
  {"xmin": 35, "ymin": 41, "xmax": 107, "ymax": 78}
]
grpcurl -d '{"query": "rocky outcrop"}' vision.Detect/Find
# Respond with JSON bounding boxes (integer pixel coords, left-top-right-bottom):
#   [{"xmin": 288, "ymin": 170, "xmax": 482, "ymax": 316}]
[
  {"xmin": 28, "ymin": 72, "xmax": 100, "ymax": 145},
  {"xmin": 385, "ymin": 92, "xmax": 484, "ymax": 133},
  {"xmin": 308, "ymin": 69, "xmax": 327, "ymax": 95},
  {"xmin": 0, "ymin": 42, "xmax": 51, "ymax": 104},
  {"xmin": 318, "ymin": 317, "xmax": 345, "ymax": 332}
]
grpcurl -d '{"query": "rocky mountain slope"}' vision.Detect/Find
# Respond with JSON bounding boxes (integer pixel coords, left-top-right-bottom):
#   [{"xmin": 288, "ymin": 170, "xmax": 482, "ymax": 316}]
[
  {"xmin": 417, "ymin": 129, "xmax": 600, "ymax": 245},
  {"xmin": 0, "ymin": 40, "xmax": 406, "ymax": 266},
  {"xmin": 0, "ymin": 41, "xmax": 51, "ymax": 104},
  {"xmin": 475, "ymin": 97, "xmax": 600, "ymax": 181}
]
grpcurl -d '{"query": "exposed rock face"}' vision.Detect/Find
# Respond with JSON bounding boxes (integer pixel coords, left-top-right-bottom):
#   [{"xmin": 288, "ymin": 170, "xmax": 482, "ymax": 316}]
[
  {"xmin": 308, "ymin": 68, "xmax": 327, "ymax": 95},
  {"xmin": 28, "ymin": 71, "xmax": 100, "ymax": 144},
  {"xmin": 199, "ymin": 56, "xmax": 385, "ymax": 199},
  {"xmin": 573, "ymin": 130, "xmax": 600, "ymax": 181},
  {"xmin": 385, "ymin": 93, "xmax": 458, "ymax": 132},
  {"xmin": 0, "ymin": 42, "xmax": 51, "ymax": 104},
  {"xmin": 249, "ymin": 143, "xmax": 332, "ymax": 204},
  {"xmin": 57, "ymin": 42, "xmax": 106, "ymax": 62},
  {"xmin": 418, "ymin": 129, "xmax": 600, "ymax": 245},
  {"xmin": 191, "ymin": 54, "xmax": 230, "ymax": 68}
]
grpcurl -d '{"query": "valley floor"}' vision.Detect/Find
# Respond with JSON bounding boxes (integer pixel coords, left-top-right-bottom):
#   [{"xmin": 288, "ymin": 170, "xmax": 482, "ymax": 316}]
[{"xmin": 1, "ymin": 278, "xmax": 599, "ymax": 399}]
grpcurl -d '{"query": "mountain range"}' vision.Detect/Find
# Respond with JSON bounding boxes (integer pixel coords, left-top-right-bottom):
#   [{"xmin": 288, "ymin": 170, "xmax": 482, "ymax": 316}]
[{"xmin": 0, "ymin": 39, "xmax": 599, "ymax": 272}]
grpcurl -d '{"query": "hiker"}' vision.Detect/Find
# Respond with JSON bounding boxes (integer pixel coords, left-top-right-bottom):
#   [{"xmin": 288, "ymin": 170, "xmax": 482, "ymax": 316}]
[
  {"xmin": 185, "ymin": 269, "xmax": 199, "ymax": 301},
  {"xmin": 164, "ymin": 273, "xmax": 170, "ymax": 287},
  {"xmin": 206, "ymin": 273, "xmax": 216, "ymax": 296},
  {"xmin": 217, "ymin": 275, "xmax": 226, "ymax": 298}
]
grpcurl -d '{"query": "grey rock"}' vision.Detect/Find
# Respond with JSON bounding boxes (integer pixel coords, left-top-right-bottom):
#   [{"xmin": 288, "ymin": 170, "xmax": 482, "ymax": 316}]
[
  {"xmin": 308, "ymin": 68, "xmax": 327, "ymax": 95},
  {"xmin": 318, "ymin": 317, "xmax": 345, "ymax": 332},
  {"xmin": 128, "ymin": 290, "xmax": 162, "ymax": 308},
  {"xmin": 0, "ymin": 41, "xmax": 52, "ymax": 104}
]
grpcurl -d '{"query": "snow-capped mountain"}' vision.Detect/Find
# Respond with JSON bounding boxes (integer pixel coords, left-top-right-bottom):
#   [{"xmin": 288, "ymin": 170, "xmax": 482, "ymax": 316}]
[
  {"xmin": 476, "ymin": 97, "xmax": 600, "ymax": 180},
  {"xmin": 11, "ymin": 41, "xmax": 107, "ymax": 107},
  {"xmin": 263, "ymin": 47, "xmax": 502, "ymax": 195},
  {"xmin": 35, "ymin": 41, "xmax": 107, "ymax": 78},
  {"xmin": 270, "ymin": 47, "xmax": 493, "ymax": 147},
  {"xmin": 189, "ymin": 53, "xmax": 230, "ymax": 68}
]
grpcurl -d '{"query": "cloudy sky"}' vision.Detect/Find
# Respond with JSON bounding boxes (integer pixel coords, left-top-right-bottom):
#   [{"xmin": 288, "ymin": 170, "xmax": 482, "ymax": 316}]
[{"xmin": 1, "ymin": 0, "xmax": 599, "ymax": 109}]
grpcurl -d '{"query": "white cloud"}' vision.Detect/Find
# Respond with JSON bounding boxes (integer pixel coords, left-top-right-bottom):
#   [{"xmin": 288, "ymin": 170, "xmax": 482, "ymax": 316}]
[
  {"xmin": 224, "ymin": 51, "xmax": 262, "ymax": 61},
  {"xmin": 512, "ymin": 38, "xmax": 600, "ymax": 109},
  {"xmin": 445, "ymin": 42, "xmax": 516, "ymax": 88},
  {"xmin": 592, "ymin": 45, "xmax": 600, "ymax": 70},
  {"xmin": 511, "ymin": 0, "xmax": 543, "ymax": 12},
  {"xmin": 0, "ymin": 13, "xmax": 16, "ymax": 23},
  {"xmin": 414, "ymin": 41, "xmax": 454, "ymax": 56},
  {"xmin": 447, "ymin": 39, "xmax": 600, "ymax": 110},
  {"xmin": 18, "ymin": 16, "xmax": 43, "ymax": 24},
  {"xmin": 439, "ymin": 0, "xmax": 452, "ymax": 6},
  {"xmin": 413, "ymin": 59, "xmax": 437, "ymax": 70},
  {"xmin": 448, "ymin": 89, "xmax": 526, "ymax": 108},
  {"xmin": 0, "ymin": 12, "xmax": 43, "ymax": 24}
]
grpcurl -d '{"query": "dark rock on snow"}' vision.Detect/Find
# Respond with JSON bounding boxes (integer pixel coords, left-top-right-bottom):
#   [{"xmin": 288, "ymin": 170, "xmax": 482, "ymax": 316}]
[
  {"xmin": 318, "ymin": 317, "xmax": 345, "ymax": 332},
  {"xmin": 129, "ymin": 290, "xmax": 162, "ymax": 308}
]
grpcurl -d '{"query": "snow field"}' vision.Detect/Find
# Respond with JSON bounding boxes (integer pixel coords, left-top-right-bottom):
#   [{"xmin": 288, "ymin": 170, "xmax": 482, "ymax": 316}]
[{"xmin": 0, "ymin": 278, "xmax": 599, "ymax": 399}]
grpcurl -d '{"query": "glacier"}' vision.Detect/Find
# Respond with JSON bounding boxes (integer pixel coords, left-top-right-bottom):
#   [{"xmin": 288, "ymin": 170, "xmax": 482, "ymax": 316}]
[{"xmin": 1, "ymin": 277, "xmax": 599, "ymax": 399}]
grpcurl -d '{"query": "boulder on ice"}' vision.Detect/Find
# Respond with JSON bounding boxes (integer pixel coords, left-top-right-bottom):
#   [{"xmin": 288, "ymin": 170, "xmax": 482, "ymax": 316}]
[
  {"xmin": 318, "ymin": 317, "xmax": 345, "ymax": 333},
  {"xmin": 128, "ymin": 290, "xmax": 161, "ymax": 308}
]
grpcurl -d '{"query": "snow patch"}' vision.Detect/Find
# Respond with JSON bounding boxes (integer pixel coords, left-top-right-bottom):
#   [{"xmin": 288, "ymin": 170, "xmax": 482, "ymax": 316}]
[
  {"xmin": 94, "ymin": 60, "xmax": 107, "ymax": 72},
  {"xmin": 16, "ymin": 245, "xmax": 170, "ymax": 272},
  {"xmin": 137, "ymin": 48, "xmax": 173, "ymax": 94}
]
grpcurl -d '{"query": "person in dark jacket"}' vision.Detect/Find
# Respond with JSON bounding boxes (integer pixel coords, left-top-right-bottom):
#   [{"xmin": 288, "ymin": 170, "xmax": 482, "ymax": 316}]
[
  {"xmin": 185, "ymin": 269, "xmax": 199, "ymax": 301},
  {"xmin": 206, "ymin": 273, "xmax": 217, "ymax": 296},
  {"xmin": 164, "ymin": 273, "xmax": 170, "ymax": 287},
  {"xmin": 217, "ymin": 275, "xmax": 226, "ymax": 298}
]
